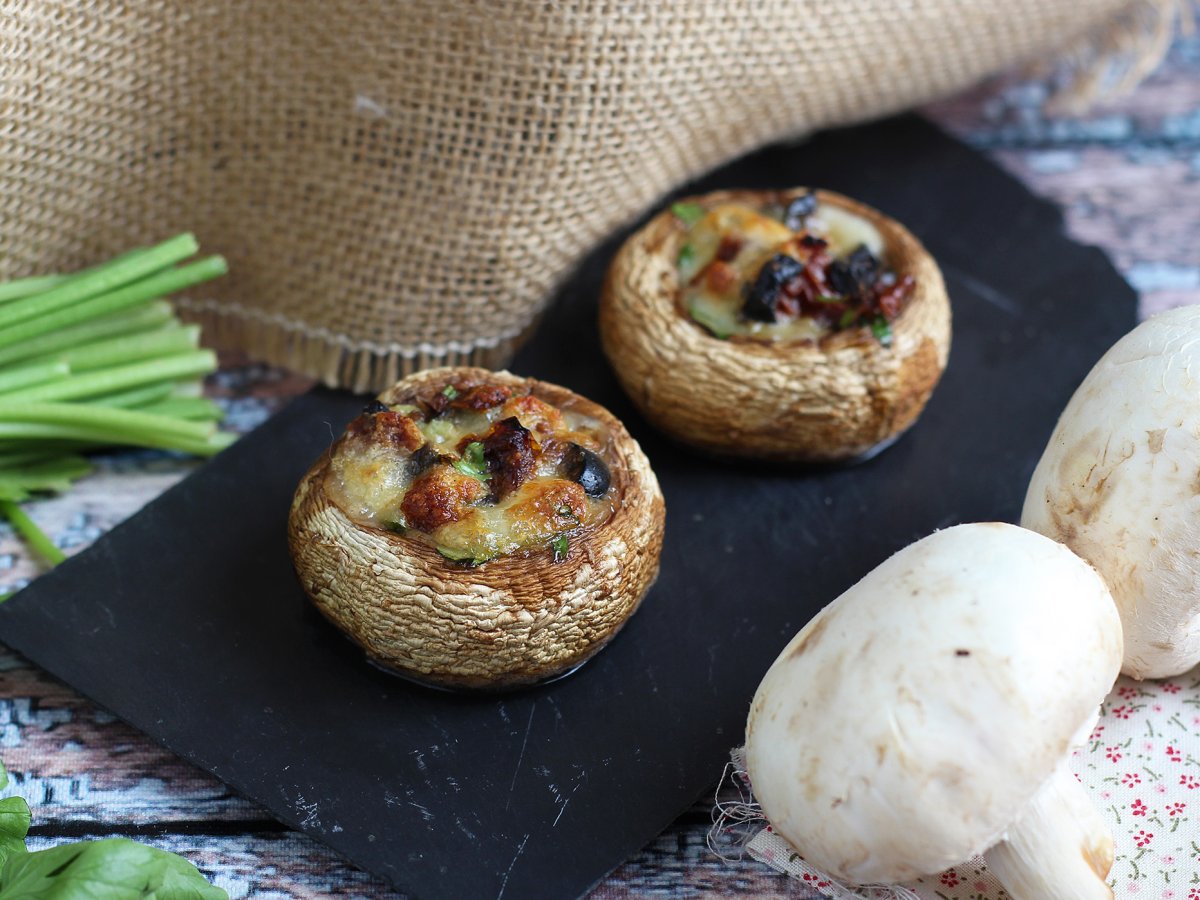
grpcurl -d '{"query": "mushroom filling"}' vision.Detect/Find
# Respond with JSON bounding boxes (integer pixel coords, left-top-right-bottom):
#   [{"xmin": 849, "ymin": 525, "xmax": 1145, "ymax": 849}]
[
  {"xmin": 672, "ymin": 193, "xmax": 915, "ymax": 343},
  {"xmin": 324, "ymin": 381, "xmax": 617, "ymax": 565}
]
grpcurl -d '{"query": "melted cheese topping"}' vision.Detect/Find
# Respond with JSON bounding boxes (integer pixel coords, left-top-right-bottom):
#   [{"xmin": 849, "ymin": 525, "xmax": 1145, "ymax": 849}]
[
  {"xmin": 325, "ymin": 390, "xmax": 616, "ymax": 565},
  {"xmin": 680, "ymin": 202, "xmax": 885, "ymax": 342}
]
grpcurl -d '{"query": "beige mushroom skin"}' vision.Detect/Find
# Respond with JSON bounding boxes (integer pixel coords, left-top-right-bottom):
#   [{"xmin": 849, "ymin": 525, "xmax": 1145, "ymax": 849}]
[
  {"xmin": 745, "ymin": 523, "xmax": 1121, "ymax": 897},
  {"xmin": 288, "ymin": 368, "xmax": 666, "ymax": 690},
  {"xmin": 599, "ymin": 189, "xmax": 951, "ymax": 462},
  {"xmin": 1022, "ymin": 305, "xmax": 1200, "ymax": 679}
]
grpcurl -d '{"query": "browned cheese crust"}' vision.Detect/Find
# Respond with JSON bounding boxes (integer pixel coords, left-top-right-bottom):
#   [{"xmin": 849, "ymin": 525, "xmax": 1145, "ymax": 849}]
[
  {"xmin": 287, "ymin": 367, "xmax": 666, "ymax": 689},
  {"xmin": 599, "ymin": 189, "xmax": 952, "ymax": 462}
]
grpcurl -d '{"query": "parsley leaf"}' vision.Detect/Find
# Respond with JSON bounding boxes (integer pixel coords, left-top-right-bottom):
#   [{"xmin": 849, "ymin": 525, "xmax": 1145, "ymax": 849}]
[
  {"xmin": 670, "ymin": 202, "xmax": 706, "ymax": 225},
  {"xmin": 677, "ymin": 244, "xmax": 695, "ymax": 268},
  {"xmin": 441, "ymin": 385, "xmax": 459, "ymax": 399},
  {"xmin": 452, "ymin": 441, "xmax": 489, "ymax": 481},
  {"xmin": 383, "ymin": 519, "xmax": 407, "ymax": 534},
  {"xmin": 871, "ymin": 315, "xmax": 894, "ymax": 347},
  {"xmin": 838, "ymin": 309, "xmax": 859, "ymax": 329},
  {"xmin": 552, "ymin": 534, "xmax": 569, "ymax": 562}
]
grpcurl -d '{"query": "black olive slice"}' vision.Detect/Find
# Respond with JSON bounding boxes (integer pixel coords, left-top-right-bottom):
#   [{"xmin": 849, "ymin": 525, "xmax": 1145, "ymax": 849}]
[
  {"xmin": 362, "ymin": 399, "xmax": 390, "ymax": 414},
  {"xmin": 742, "ymin": 253, "xmax": 804, "ymax": 323},
  {"xmin": 563, "ymin": 443, "xmax": 611, "ymax": 498},
  {"xmin": 783, "ymin": 191, "xmax": 818, "ymax": 231},
  {"xmin": 407, "ymin": 443, "xmax": 441, "ymax": 477}
]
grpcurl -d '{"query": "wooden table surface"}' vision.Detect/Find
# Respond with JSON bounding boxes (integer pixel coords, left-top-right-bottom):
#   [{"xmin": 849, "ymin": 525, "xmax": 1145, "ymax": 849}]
[{"xmin": 1, "ymin": 33, "xmax": 1199, "ymax": 898}]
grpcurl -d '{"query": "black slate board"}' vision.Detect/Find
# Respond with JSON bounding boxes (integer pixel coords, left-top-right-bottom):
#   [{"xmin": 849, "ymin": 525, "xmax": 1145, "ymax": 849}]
[{"xmin": 0, "ymin": 115, "xmax": 1136, "ymax": 898}]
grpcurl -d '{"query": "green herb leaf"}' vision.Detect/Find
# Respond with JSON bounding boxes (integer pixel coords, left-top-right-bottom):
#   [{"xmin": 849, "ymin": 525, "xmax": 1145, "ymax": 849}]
[
  {"xmin": 383, "ymin": 520, "xmax": 407, "ymax": 534},
  {"xmin": 814, "ymin": 294, "xmax": 844, "ymax": 304},
  {"xmin": 0, "ymin": 759, "xmax": 223, "ymax": 895},
  {"xmin": 0, "ymin": 837, "xmax": 227, "ymax": 898},
  {"xmin": 677, "ymin": 244, "xmax": 695, "ymax": 268},
  {"xmin": 441, "ymin": 385, "xmax": 459, "ymax": 399},
  {"xmin": 436, "ymin": 545, "xmax": 491, "ymax": 566},
  {"xmin": 0, "ymin": 759, "xmax": 30, "ymax": 869},
  {"xmin": 0, "ymin": 796, "xmax": 31, "ymax": 868},
  {"xmin": 838, "ymin": 309, "xmax": 859, "ymax": 329},
  {"xmin": 452, "ymin": 441, "xmax": 489, "ymax": 481},
  {"xmin": 670, "ymin": 202, "xmax": 706, "ymax": 226},
  {"xmin": 871, "ymin": 315, "xmax": 894, "ymax": 347},
  {"xmin": 552, "ymin": 534, "xmax": 569, "ymax": 562}
]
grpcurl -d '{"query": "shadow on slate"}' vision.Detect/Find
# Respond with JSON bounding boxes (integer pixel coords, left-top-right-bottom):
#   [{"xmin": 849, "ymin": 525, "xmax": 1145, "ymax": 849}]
[{"xmin": 0, "ymin": 115, "xmax": 1135, "ymax": 898}]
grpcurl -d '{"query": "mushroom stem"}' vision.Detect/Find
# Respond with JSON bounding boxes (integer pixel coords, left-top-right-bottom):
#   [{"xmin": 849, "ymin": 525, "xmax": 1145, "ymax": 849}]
[{"xmin": 983, "ymin": 764, "xmax": 1113, "ymax": 900}]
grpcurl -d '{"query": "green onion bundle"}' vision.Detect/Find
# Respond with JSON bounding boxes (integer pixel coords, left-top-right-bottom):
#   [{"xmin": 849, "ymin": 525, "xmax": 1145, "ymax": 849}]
[{"xmin": 0, "ymin": 234, "xmax": 228, "ymax": 567}]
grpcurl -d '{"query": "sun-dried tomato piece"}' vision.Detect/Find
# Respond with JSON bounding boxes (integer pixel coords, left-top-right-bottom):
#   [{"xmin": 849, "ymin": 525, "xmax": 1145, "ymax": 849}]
[
  {"xmin": 876, "ymin": 274, "xmax": 915, "ymax": 321},
  {"xmin": 715, "ymin": 235, "xmax": 744, "ymax": 262}
]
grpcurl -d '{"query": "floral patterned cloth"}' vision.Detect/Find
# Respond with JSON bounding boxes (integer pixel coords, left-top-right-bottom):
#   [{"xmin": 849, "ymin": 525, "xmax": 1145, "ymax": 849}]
[{"xmin": 740, "ymin": 672, "xmax": 1200, "ymax": 898}]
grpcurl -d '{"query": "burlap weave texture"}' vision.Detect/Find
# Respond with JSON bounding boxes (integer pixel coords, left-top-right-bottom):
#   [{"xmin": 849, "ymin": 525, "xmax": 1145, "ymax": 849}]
[{"xmin": 0, "ymin": 1, "xmax": 1167, "ymax": 389}]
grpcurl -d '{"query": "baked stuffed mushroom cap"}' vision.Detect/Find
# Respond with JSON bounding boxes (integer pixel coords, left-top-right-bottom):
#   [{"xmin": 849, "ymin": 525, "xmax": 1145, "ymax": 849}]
[
  {"xmin": 599, "ymin": 188, "xmax": 951, "ymax": 462},
  {"xmin": 288, "ymin": 367, "xmax": 665, "ymax": 689}
]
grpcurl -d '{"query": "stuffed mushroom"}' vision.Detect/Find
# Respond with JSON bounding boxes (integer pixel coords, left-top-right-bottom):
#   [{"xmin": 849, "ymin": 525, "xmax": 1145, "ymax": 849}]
[
  {"xmin": 288, "ymin": 367, "xmax": 665, "ymax": 689},
  {"xmin": 599, "ymin": 188, "xmax": 951, "ymax": 462}
]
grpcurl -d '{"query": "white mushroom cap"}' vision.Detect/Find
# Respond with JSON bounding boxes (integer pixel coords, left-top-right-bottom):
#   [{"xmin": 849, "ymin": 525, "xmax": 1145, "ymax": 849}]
[
  {"xmin": 1022, "ymin": 305, "xmax": 1200, "ymax": 679},
  {"xmin": 745, "ymin": 523, "xmax": 1121, "ymax": 885}
]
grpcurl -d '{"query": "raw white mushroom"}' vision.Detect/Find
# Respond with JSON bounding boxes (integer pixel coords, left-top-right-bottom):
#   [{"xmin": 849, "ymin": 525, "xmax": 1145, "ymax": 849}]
[
  {"xmin": 745, "ymin": 523, "xmax": 1121, "ymax": 898},
  {"xmin": 1022, "ymin": 305, "xmax": 1200, "ymax": 679}
]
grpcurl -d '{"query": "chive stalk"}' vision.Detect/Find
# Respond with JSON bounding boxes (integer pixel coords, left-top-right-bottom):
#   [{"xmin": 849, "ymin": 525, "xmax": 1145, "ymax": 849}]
[
  {"xmin": 88, "ymin": 381, "xmax": 180, "ymax": 409},
  {"xmin": 21, "ymin": 324, "xmax": 199, "ymax": 373},
  {"xmin": 0, "ymin": 234, "xmax": 198, "ymax": 331},
  {"xmin": 0, "ymin": 274, "xmax": 70, "ymax": 304},
  {"xmin": 0, "ymin": 257, "xmax": 227, "ymax": 352},
  {"xmin": 1, "ymin": 350, "xmax": 217, "ymax": 403},
  {"xmin": 0, "ymin": 500, "xmax": 66, "ymax": 566},
  {"xmin": 139, "ymin": 398, "xmax": 226, "ymax": 422},
  {"xmin": 0, "ymin": 403, "xmax": 217, "ymax": 443},
  {"xmin": 0, "ymin": 302, "xmax": 175, "ymax": 369},
  {"xmin": 0, "ymin": 362, "xmax": 70, "ymax": 397},
  {"xmin": 0, "ymin": 423, "xmax": 233, "ymax": 457},
  {"xmin": 0, "ymin": 456, "xmax": 93, "ymax": 496}
]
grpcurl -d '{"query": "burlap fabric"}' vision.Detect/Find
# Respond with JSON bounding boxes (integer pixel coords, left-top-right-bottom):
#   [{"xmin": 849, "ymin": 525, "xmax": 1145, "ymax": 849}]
[{"xmin": 0, "ymin": 1, "xmax": 1185, "ymax": 390}]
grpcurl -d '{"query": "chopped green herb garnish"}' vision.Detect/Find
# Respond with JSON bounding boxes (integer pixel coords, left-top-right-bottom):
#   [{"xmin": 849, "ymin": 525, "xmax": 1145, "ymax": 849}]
[
  {"xmin": 687, "ymin": 299, "xmax": 733, "ymax": 340},
  {"xmin": 838, "ymin": 309, "xmax": 859, "ymax": 329},
  {"xmin": 670, "ymin": 202, "xmax": 706, "ymax": 226},
  {"xmin": 441, "ymin": 385, "xmax": 459, "ymax": 399},
  {"xmin": 437, "ymin": 546, "xmax": 481, "ymax": 565},
  {"xmin": 383, "ymin": 519, "xmax": 407, "ymax": 534},
  {"xmin": 677, "ymin": 244, "xmax": 695, "ymax": 268},
  {"xmin": 815, "ymin": 294, "xmax": 844, "ymax": 304},
  {"xmin": 871, "ymin": 315, "xmax": 894, "ymax": 347},
  {"xmin": 453, "ymin": 441, "xmax": 489, "ymax": 480},
  {"xmin": 552, "ymin": 534, "xmax": 569, "ymax": 562}
]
